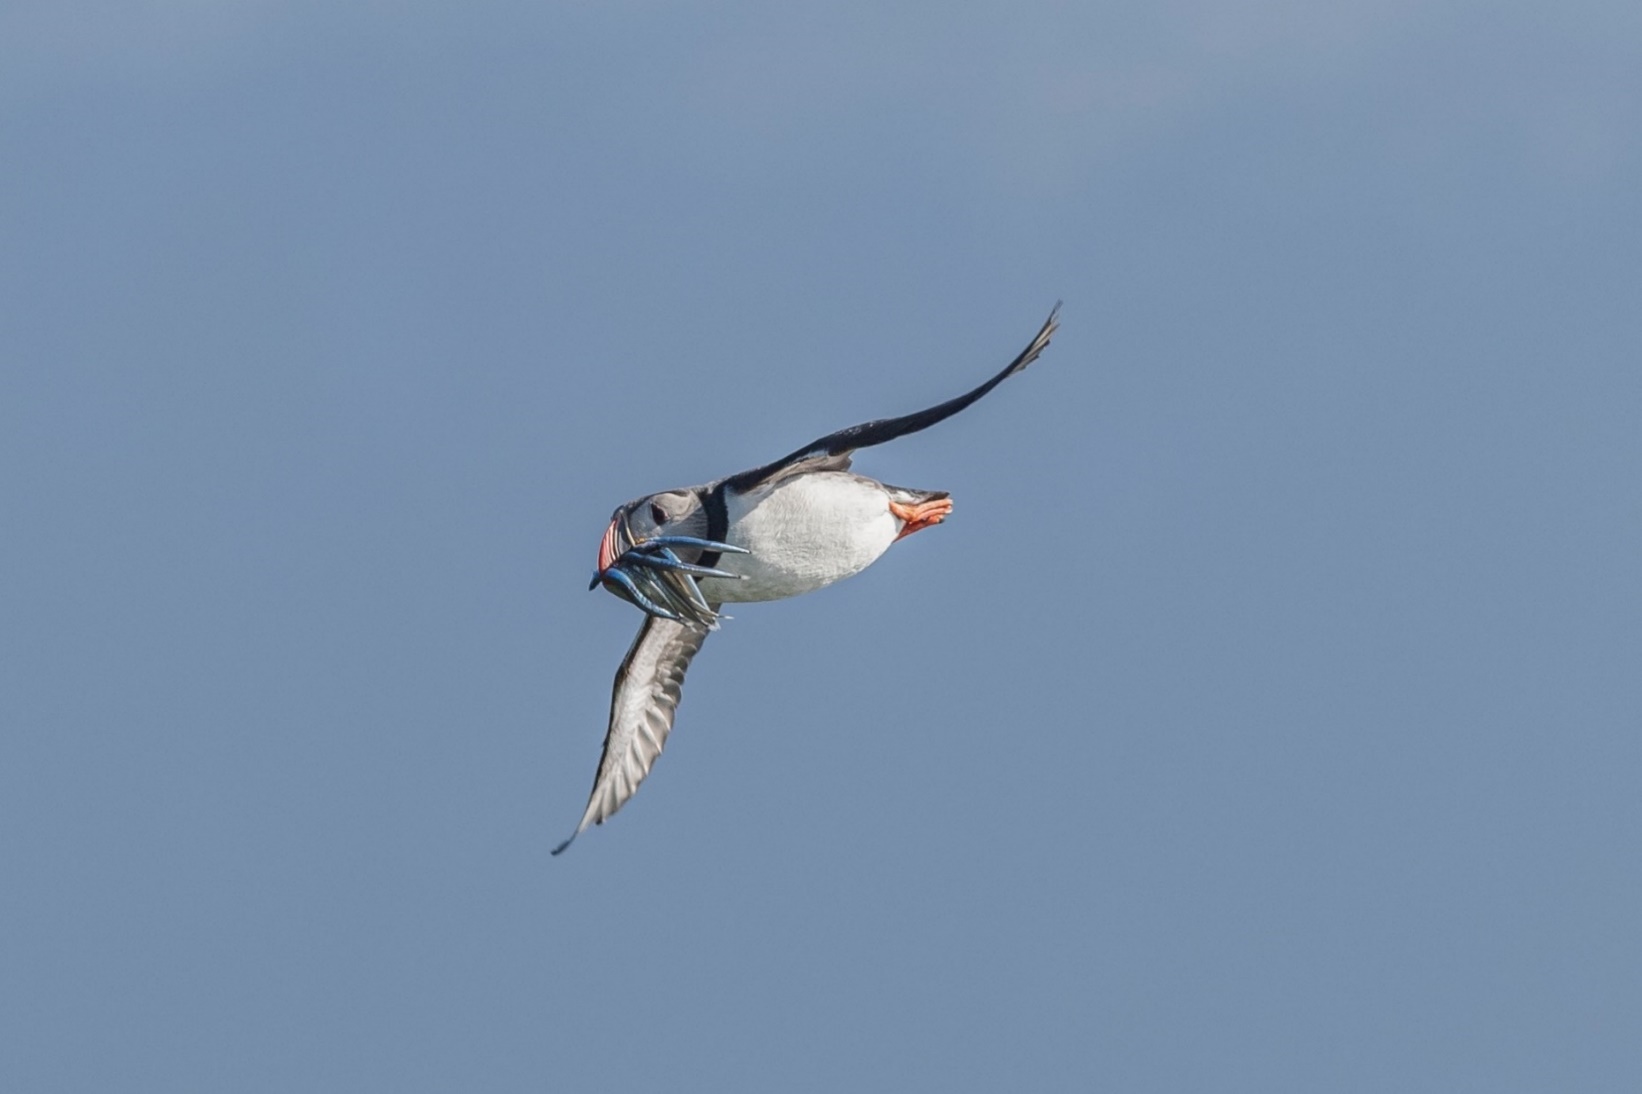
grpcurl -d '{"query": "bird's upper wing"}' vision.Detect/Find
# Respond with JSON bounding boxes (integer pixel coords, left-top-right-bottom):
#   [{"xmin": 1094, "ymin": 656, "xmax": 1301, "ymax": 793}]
[
  {"xmin": 722, "ymin": 304, "xmax": 1060, "ymax": 494},
  {"xmin": 552, "ymin": 613, "xmax": 712, "ymax": 855}
]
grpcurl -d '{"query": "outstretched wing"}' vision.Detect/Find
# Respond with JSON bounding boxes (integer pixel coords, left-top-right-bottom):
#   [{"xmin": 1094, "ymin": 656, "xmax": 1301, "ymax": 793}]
[
  {"xmin": 551, "ymin": 613, "xmax": 713, "ymax": 855},
  {"xmin": 723, "ymin": 304, "xmax": 1060, "ymax": 494}
]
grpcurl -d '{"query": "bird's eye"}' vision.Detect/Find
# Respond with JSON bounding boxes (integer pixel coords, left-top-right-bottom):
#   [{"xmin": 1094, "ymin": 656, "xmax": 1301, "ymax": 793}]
[{"xmin": 649, "ymin": 503, "xmax": 667, "ymax": 526}]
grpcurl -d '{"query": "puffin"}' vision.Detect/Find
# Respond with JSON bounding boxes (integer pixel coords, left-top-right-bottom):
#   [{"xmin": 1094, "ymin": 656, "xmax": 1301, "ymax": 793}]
[{"xmin": 552, "ymin": 305, "xmax": 1060, "ymax": 854}]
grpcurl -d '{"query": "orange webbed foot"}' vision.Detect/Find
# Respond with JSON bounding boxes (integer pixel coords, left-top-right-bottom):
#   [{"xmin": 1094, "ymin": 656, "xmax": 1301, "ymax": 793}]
[{"xmin": 889, "ymin": 496, "xmax": 954, "ymax": 541}]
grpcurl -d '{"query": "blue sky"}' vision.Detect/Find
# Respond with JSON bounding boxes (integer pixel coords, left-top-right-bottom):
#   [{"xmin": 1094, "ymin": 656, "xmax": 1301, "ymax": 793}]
[{"xmin": 2, "ymin": 3, "xmax": 1639, "ymax": 1091}]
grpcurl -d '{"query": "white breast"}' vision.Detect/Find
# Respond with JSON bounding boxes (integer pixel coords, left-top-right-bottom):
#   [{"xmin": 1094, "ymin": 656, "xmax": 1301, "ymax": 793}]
[{"xmin": 699, "ymin": 473, "xmax": 898, "ymax": 603}]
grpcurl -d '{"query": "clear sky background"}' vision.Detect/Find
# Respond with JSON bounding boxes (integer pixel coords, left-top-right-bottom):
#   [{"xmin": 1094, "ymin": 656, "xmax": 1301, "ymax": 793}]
[{"xmin": 3, "ymin": 3, "xmax": 1639, "ymax": 1091}]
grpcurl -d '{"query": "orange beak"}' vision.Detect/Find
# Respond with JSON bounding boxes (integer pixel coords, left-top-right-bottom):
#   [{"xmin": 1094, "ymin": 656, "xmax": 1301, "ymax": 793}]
[{"xmin": 596, "ymin": 517, "xmax": 620, "ymax": 574}]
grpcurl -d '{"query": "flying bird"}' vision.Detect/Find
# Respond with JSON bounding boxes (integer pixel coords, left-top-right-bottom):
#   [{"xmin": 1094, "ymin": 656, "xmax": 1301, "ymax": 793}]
[{"xmin": 553, "ymin": 305, "xmax": 1061, "ymax": 854}]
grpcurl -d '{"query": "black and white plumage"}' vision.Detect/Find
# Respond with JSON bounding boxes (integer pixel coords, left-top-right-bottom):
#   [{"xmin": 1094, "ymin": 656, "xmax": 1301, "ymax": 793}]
[{"xmin": 553, "ymin": 305, "xmax": 1060, "ymax": 854}]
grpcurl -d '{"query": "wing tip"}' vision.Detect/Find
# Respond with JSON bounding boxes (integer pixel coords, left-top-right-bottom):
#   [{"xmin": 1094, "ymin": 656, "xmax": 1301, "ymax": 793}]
[
  {"xmin": 1007, "ymin": 301, "xmax": 1062, "ymax": 377},
  {"xmin": 1039, "ymin": 300, "xmax": 1062, "ymax": 340},
  {"xmin": 553, "ymin": 818, "xmax": 594, "ymax": 856}
]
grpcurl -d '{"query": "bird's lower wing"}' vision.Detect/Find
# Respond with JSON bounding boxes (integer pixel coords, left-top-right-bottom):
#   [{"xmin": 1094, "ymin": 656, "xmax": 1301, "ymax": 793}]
[
  {"xmin": 722, "ymin": 304, "xmax": 1060, "ymax": 494},
  {"xmin": 552, "ymin": 612, "xmax": 713, "ymax": 855}
]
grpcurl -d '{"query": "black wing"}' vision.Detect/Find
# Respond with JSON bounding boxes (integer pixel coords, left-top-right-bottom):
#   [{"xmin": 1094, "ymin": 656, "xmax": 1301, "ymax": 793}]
[
  {"xmin": 723, "ymin": 304, "xmax": 1060, "ymax": 494},
  {"xmin": 551, "ymin": 613, "xmax": 713, "ymax": 855}
]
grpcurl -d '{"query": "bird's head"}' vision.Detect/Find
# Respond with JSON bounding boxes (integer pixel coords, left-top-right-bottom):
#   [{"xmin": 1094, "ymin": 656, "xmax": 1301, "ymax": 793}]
[
  {"xmin": 595, "ymin": 489, "xmax": 709, "ymax": 574},
  {"xmin": 589, "ymin": 488, "xmax": 746, "ymax": 628}
]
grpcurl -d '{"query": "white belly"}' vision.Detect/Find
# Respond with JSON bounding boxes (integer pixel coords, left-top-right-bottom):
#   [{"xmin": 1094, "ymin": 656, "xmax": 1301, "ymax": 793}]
[{"xmin": 698, "ymin": 473, "xmax": 898, "ymax": 603}]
